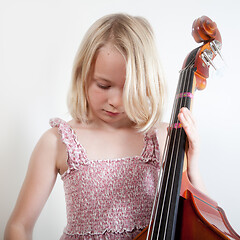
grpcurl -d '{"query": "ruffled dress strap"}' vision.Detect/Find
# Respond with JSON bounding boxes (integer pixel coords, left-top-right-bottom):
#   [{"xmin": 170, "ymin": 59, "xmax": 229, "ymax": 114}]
[
  {"xmin": 142, "ymin": 130, "xmax": 162, "ymax": 168},
  {"xmin": 49, "ymin": 118, "xmax": 86, "ymax": 175}
]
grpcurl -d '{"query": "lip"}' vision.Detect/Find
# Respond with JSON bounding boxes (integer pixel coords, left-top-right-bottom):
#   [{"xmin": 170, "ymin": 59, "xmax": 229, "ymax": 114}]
[{"xmin": 104, "ymin": 110, "xmax": 121, "ymax": 117}]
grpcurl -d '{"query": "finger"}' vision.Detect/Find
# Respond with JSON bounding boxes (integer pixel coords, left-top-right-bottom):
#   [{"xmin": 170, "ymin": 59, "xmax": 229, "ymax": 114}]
[
  {"xmin": 178, "ymin": 111, "xmax": 192, "ymax": 132},
  {"xmin": 178, "ymin": 110, "xmax": 198, "ymax": 143},
  {"xmin": 178, "ymin": 108, "xmax": 200, "ymax": 159},
  {"xmin": 180, "ymin": 107, "xmax": 195, "ymax": 125}
]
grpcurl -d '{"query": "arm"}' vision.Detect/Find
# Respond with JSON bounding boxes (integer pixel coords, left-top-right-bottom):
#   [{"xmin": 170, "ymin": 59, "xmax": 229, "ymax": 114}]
[{"xmin": 4, "ymin": 128, "xmax": 65, "ymax": 240}]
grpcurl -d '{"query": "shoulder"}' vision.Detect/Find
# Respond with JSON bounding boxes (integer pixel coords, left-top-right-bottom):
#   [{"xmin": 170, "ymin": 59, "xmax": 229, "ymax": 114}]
[
  {"xmin": 39, "ymin": 127, "xmax": 61, "ymax": 146},
  {"xmin": 156, "ymin": 122, "xmax": 168, "ymax": 141},
  {"xmin": 155, "ymin": 122, "xmax": 168, "ymax": 156},
  {"xmin": 157, "ymin": 122, "xmax": 169, "ymax": 131},
  {"xmin": 32, "ymin": 127, "xmax": 67, "ymax": 172},
  {"xmin": 35, "ymin": 127, "xmax": 66, "ymax": 159}
]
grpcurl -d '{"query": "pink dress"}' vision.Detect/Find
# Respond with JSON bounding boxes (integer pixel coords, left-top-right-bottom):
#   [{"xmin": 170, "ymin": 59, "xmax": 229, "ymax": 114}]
[{"xmin": 50, "ymin": 118, "xmax": 161, "ymax": 240}]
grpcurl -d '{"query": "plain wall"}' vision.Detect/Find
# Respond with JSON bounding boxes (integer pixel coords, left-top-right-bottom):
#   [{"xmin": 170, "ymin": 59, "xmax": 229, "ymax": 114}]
[{"xmin": 1, "ymin": 0, "xmax": 240, "ymax": 239}]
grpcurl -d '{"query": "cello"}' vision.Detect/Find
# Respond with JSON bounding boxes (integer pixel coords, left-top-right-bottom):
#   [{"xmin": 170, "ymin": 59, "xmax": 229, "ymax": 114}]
[{"xmin": 134, "ymin": 16, "xmax": 240, "ymax": 240}]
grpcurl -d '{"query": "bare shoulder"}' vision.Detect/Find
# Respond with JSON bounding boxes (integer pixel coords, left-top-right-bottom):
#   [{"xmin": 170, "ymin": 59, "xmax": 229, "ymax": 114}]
[
  {"xmin": 156, "ymin": 122, "xmax": 169, "ymax": 157},
  {"xmin": 35, "ymin": 127, "xmax": 63, "ymax": 154},
  {"xmin": 44, "ymin": 125, "xmax": 65, "ymax": 141},
  {"xmin": 158, "ymin": 122, "xmax": 169, "ymax": 131},
  {"xmin": 39, "ymin": 127, "xmax": 60, "ymax": 145},
  {"xmin": 156, "ymin": 122, "xmax": 168, "ymax": 143},
  {"xmin": 33, "ymin": 127, "xmax": 67, "ymax": 169},
  {"xmin": 29, "ymin": 126, "xmax": 66, "ymax": 178}
]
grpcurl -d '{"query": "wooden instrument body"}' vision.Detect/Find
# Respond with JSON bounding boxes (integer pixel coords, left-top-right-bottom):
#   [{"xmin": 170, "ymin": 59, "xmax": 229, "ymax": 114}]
[
  {"xmin": 134, "ymin": 168, "xmax": 240, "ymax": 240},
  {"xmin": 176, "ymin": 172, "xmax": 240, "ymax": 240}
]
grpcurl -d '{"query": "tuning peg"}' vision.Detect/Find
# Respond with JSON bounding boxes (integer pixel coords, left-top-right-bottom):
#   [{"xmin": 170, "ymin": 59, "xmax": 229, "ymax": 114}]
[
  {"xmin": 201, "ymin": 49, "xmax": 217, "ymax": 70},
  {"xmin": 210, "ymin": 40, "xmax": 223, "ymax": 61}
]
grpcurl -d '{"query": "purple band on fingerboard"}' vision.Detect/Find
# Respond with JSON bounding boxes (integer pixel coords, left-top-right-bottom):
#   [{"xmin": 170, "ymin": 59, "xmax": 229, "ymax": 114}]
[
  {"xmin": 176, "ymin": 92, "xmax": 193, "ymax": 99},
  {"xmin": 168, "ymin": 123, "xmax": 182, "ymax": 131},
  {"xmin": 173, "ymin": 122, "xmax": 182, "ymax": 129}
]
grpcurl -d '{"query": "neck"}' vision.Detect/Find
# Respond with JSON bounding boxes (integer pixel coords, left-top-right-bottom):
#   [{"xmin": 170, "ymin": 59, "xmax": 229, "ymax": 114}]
[{"xmin": 85, "ymin": 117, "xmax": 135, "ymax": 132}]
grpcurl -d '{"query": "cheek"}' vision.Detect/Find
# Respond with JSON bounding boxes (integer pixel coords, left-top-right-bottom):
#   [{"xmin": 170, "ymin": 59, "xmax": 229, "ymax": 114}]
[{"xmin": 88, "ymin": 85, "xmax": 107, "ymax": 106}]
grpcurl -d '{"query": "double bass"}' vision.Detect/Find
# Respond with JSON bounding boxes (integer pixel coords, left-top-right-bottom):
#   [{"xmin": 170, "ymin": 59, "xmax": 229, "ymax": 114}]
[{"xmin": 134, "ymin": 16, "xmax": 240, "ymax": 240}]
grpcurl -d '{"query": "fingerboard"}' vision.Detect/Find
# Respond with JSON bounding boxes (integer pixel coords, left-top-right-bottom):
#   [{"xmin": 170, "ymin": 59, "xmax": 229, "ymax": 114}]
[{"xmin": 148, "ymin": 64, "xmax": 197, "ymax": 240}]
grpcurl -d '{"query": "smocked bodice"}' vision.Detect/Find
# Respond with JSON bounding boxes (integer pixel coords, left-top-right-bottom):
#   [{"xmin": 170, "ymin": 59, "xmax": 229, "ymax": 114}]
[{"xmin": 50, "ymin": 118, "xmax": 161, "ymax": 239}]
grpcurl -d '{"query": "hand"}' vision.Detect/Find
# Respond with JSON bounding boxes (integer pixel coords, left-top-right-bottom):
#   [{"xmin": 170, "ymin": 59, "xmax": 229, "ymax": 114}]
[
  {"xmin": 178, "ymin": 107, "xmax": 206, "ymax": 192},
  {"xmin": 178, "ymin": 107, "xmax": 200, "ymax": 162}
]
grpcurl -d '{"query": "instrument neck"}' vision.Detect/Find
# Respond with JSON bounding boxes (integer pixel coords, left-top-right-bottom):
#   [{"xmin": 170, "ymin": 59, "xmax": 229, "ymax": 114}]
[{"xmin": 147, "ymin": 66, "xmax": 196, "ymax": 240}]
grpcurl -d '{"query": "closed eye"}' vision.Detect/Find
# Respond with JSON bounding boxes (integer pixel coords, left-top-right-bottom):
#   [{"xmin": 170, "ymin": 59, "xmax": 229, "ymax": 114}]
[{"xmin": 96, "ymin": 83, "xmax": 111, "ymax": 89}]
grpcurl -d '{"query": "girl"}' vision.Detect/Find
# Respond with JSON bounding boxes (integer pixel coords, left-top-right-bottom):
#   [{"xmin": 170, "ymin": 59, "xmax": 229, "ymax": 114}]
[{"xmin": 4, "ymin": 13, "xmax": 205, "ymax": 240}]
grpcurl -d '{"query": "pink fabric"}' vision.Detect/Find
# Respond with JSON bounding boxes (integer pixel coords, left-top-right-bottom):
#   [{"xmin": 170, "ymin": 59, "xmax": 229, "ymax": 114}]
[{"xmin": 50, "ymin": 118, "xmax": 161, "ymax": 240}]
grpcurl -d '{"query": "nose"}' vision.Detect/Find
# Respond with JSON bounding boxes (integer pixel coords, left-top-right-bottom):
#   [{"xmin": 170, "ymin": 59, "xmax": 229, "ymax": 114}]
[{"xmin": 108, "ymin": 88, "xmax": 123, "ymax": 109}]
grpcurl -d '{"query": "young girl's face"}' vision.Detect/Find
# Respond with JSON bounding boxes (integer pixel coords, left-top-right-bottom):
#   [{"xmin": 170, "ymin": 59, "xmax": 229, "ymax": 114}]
[{"xmin": 87, "ymin": 43, "xmax": 131, "ymax": 128}]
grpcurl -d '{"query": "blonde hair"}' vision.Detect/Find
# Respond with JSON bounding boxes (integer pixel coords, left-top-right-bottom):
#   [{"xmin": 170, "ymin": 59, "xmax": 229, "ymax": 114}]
[{"xmin": 68, "ymin": 13, "xmax": 165, "ymax": 132}]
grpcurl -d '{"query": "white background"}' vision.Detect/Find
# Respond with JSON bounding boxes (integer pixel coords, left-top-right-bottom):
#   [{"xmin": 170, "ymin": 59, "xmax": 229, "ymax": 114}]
[{"xmin": 1, "ymin": 0, "xmax": 240, "ymax": 239}]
